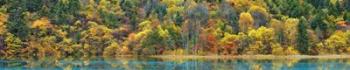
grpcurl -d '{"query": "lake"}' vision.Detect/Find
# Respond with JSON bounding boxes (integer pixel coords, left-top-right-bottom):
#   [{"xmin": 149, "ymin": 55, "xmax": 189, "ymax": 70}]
[{"xmin": 0, "ymin": 56, "xmax": 350, "ymax": 70}]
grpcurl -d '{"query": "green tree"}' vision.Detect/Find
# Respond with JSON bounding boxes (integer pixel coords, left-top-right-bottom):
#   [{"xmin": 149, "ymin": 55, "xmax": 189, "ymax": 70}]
[
  {"xmin": 219, "ymin": 2, "xmax": 239, "ymax": 34},
  {"xmin": 98, "ymin": 10, "xmax": 121, "ymax": 28},
  {"xmin": 173, "ymin": 12, "xmax": 184, "ymax": 26},
  {"xmin": 306, "ymin": 0, "xmax": 330, "ymax": 9},
  {"xmin": 80, "ymin": 22, "xmax": 114, "ymax": 55},
  {"xmin": 344, "ymin": 12, "xmax": 350, "ymax": 22},
  {"xmin": 25, "ymin": 0, "xmax": 43, "ymax": 12},
  {"xmin": 296, "ymin": 17, "xmax": 310, "ymax": 54},
  {"xmin": 120, "ymin": 0, "xmax": 139, "ymax": 30},
  {"xmin": 156, "ymin": 3, "xmax": 167, "ymax": 21},
  {"xmin": 266, "ymin": 0, "xmax": 313, "ymax": 18},
  {"xmin": 0, "ymin": 0, "xmax": 6, "ymax": 6},
  {"xmin": 328, "ymin": 1, "xmax": 343, "ymax": 16},
  {"xmin": 97, "ymin": 0, "xmax": 122, "ymax": 28},
  {"xmin": 310, "ymin": 11, "xmax": 329, "ymax": 40},
  {"xmin": 47, "ymin": 0, "xmax": 81, "ymax": 25},
  {"xmin": 6, "ymin": 0, "xmax": 30, "ymax": 40},
  {"xmin": 345, "ymin": 0, "xmax": 350, "ymax": 11}
]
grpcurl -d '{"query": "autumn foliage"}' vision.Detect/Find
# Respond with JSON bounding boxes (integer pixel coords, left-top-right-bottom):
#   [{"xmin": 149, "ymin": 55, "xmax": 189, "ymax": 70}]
[{"xmin": 0, "ymin": 0, "xmax": 350, "ymax": 57}]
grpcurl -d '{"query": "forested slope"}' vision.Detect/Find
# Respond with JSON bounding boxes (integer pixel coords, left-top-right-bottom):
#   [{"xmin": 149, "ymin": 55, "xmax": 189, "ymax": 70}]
[{"xmin": 0, "ymin": 0, "xmax": 350, "ymax": 57}]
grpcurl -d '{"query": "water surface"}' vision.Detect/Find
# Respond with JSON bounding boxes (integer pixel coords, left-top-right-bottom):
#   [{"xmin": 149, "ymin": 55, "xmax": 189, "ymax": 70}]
[{"xmin": 0, "ymin": 56, "xmax": 349, "ymax": 70}]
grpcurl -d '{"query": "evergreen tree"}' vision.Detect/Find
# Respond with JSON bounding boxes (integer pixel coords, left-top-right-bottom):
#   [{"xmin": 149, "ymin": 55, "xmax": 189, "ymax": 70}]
[
  {"xmin": 345, "ymin": 12, "xmax": 350, "ymax": 22},
  {"xmin": 219, "ymin": 2, "xmax": 239, "ymax": 34},
  {"xmin": 120, "ymin": 0, "xmax": 139, "ymax": 30},
  {"xmin": 306, "ymin": 0, "xmax": 330, "ymax": 9},
  {"xmin": 6, "ymin": 0, "xmax": 30, "ymax": 40},
  {"xmin": 345, "ymin": 0, "xmax": 350, "ymax": 11},
  {"xmin": 310, "ymin": 11, "xmax": 329, "ymax": 40},
  {"xmin": 0, "ymin": 0, "xmax": 6, "ymax": 6},
  {"xmin": 48, "ymin": 0, "xmax": 81, "ymax": 25},
  {"xmin": 156, "ymin": 3, "xmax": 167, "ymax": 21},
  {"xmin": 297, "ymin": 17, "xmax": 310, "ymax": 54},
  {"xmin": 25, "ymin": 0, "xmax": 43, "ymax": 12},
  {"xmin": 173, "ymin": 12, "xmax": 183, "ymax": 26}
]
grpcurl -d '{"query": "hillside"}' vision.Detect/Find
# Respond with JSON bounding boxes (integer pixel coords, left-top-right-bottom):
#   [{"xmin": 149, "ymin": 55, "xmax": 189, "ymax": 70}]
[{"xmin": 0, "ymin": 0, "xmax": 350, "ymax": 57}]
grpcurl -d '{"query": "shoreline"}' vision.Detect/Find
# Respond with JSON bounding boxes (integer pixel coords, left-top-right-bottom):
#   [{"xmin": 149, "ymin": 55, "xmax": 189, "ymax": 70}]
[
  {"xmin": 3, "ymin": 55, "xmax": 350, "ymax": 60},
  {"xmin": 147, "ymin": 55, "xmax": 350, "ymax": 60}
]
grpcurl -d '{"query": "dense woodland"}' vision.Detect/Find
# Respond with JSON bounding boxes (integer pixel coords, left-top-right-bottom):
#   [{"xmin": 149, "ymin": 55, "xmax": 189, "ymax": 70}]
[{"xmin": 0, "ymin": 0, "xmax": 350, "ymax": 57}]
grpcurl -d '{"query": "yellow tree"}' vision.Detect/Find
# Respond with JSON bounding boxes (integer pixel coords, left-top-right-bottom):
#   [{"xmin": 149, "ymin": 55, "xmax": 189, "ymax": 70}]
[
  {"xmin": 248, "ymin": 5, "xmax": 268, "ymax": 16},
  {"xmin": 0, "ymin": 13, "xmax": 7, "ymax": 34},
  {"xmin": 162, "ymin": 0, "xmax": 184, "ymax": 15},
  {"xmin": 249, "ymin": 5, "xmax": 269, "ymax": 28},
  {"xmin": 245, "ymin": 27, "xmax": 276, "ymax": 54},
  {"xmin": 2, "ymin": 33, "xmax": 22, "ymax": 56},
  {"xmin": 21, "ymin": 17, "xmax": 62, "ymax": 57},
  {"xmin": 23, "ymin": 36, "xmax": 61, "ymax": 57},
  {"xmin": 31, "ymin": 17, "xmax": 52, "ymax": 30},
  {"xmin": 283, "ymin": 18, "xmax": 299, "ymax": 46},
  {"xmin": 0, "ymin": 13, "xmax": 7, "ymax": 55},
  {"xmin": 122, "ymin": 20, "xmax": 154, "ymax": 55},
  {"xmin": 239, "ymin": 12, "xmax": 254, "ymax": 33},
  {"xmin": 219, "ymin": 33, "xmax": 239, "ymax": 55},
  {"xmin": 103, "ymin": 40, "xmax": 120, "ymax": 56},
  {"xmin": 226, "ymin": 0, "xmax": 252, "ymax": 12},
  {"xmin": 84, "ymin": 0, "xmax": 100, "ymax": 20},
  {"xmin": 80, "ymin": 22, "xmax": 114, "ymax": 55},
  {"xmin": 317, "ymin": 31, "xmax": 349, "ymax": 54}
]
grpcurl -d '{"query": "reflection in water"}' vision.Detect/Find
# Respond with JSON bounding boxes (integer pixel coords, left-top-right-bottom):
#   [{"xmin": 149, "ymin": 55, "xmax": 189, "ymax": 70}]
[{"xmin": 1, "ymin": 56, "xmax": 350, "ymax": 70}]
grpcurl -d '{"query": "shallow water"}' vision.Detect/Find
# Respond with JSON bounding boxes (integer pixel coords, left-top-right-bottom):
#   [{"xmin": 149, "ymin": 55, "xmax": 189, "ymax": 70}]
[{"xmin": 0, "ymin": 56, "xmax": 350, "ymax": 70}]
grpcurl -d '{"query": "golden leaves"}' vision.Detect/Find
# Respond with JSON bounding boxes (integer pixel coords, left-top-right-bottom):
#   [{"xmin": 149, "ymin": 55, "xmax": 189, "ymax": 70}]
[
  {"xmin": 337, "ymin": 21, "xmax": 347, "ymax": 27},
  {"xmin": 0, "ymin": 13, "xmax": 7, "ymax": 23},
  {"xmin": 248, "ymin": 26, "xmax": 275, "ymax": 41},
  {"xmin": 219, "ymin": 33, "xmax": 239, "ymax": 46},
  {"xmin": 31, "ymin": 17, "xmax": 52, "ymax": 29},
  {"xmin": 134, "ymin": 29, "xmax": 152, "ymax": 40},
  {"xmin": 103, "ymin": 41, "xmax": 120, "ymax": 56},
  {"xmin": 316, "ymin": 31, "xmax": 350, "ymax": 54},
  {"xmin": 226, "ymin": 0, "xmax": 252, "ymax": 8},
  {"xmin": 330, "ymin": 0, "xmax": 338, "ymax": 5},
  {"xmin": 3, "ymin": 33, "xmax": 22, "ymax": 55},
  {"xmin": 83, "ymin": 22, "xmax": 113, "ymax": 40},
  {"xmin": 269, "ymin": 19, "xmax": 283, "ymax": 30},
  {"xmin": 157, "ymin": 25, "xmax": 170, "ymax": 38},
  {"xmin": 4, "ymin": 33, "xmax": 22, "ymax": 48},
  {"xmin": 0, "ymin": 13, "xmax": 8, "ymax": 35},
  {"xmin": 167, "ymin": 6, "xmax": 184, "ymax": 15},
  {"xmin": 325, "ymin": 31, "xmax": 348, "ymax": 48},
  {"xmin": 162, "ymin": 0, "xmax": 184, "ymax": 7},
  {"xmin": 248, "ymin": 5, "xmax": 269, "ymax": 18},
  {"xmin": 284, "ymin": 18, "xmax": 299, "ymax": 44},
  {"xmin": 139, "ymin": 20, "xmax": 152, "ymax": 30},
  {"xmin": 239, "ymin": 12, "xmax": 254, "ymax": 32},
  {"xmin": 133, "ymin": 20, "xmax": 154, "ymax": 40},
  {"xmin": 163, "ymin": 0, "xmax": 185, "ymax": 14}
]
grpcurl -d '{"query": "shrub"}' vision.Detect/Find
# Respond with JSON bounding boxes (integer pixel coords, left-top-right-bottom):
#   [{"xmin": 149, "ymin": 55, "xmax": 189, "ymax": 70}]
[
  {"xmin": 3, "ymin": 33, "xmax": 23, "ymax": 56},
  {"xmin": 103, "ymin": 41, "xmax": 120, "ymax": 56},
  {"xmin": 219, "ymin": 33, "xmax": 239, "ymax": 55}
]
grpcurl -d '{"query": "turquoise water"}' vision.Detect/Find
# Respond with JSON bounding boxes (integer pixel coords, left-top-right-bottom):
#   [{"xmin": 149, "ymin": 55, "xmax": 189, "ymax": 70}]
[{"xmin": 0, "ymin": 57, "xmax": 349, "ymax": 70}]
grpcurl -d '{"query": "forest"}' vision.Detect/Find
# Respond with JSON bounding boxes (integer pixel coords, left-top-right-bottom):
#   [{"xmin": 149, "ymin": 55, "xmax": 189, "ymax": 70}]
[{"xmin": 0, "ymin": 0, "xmax": 350, "ymax": 58}]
